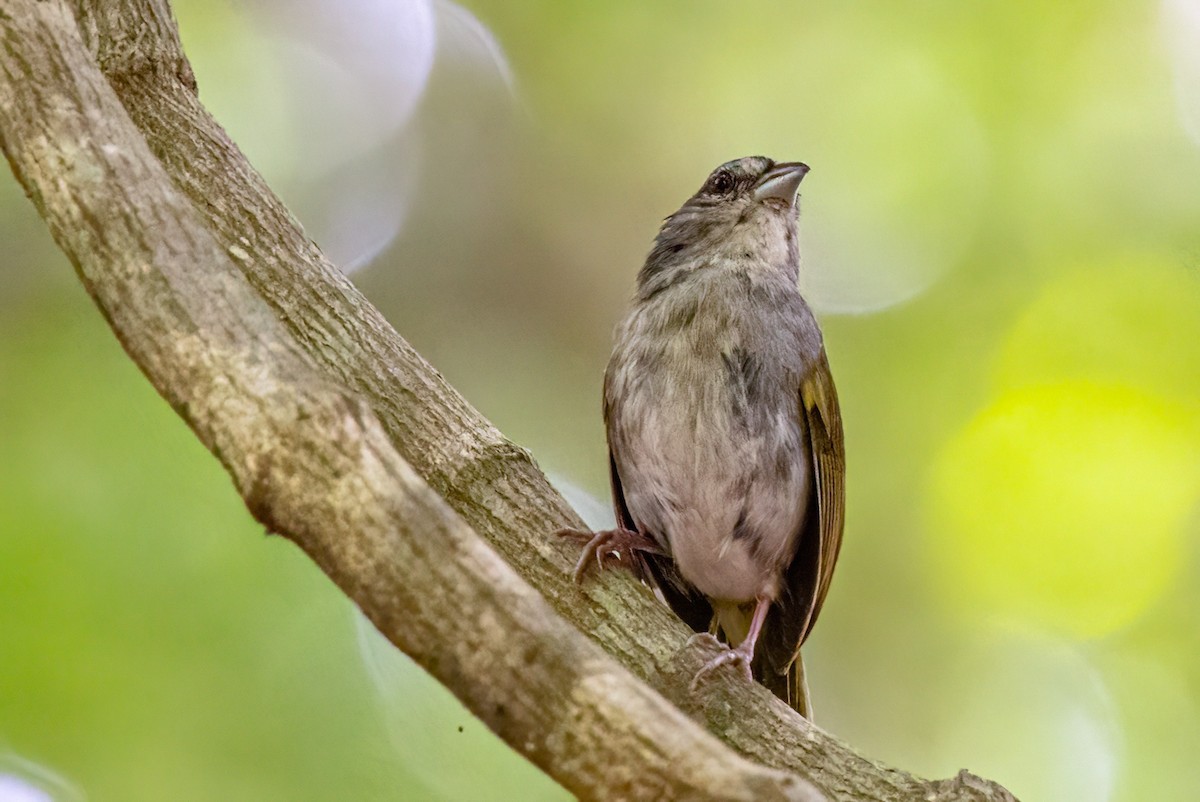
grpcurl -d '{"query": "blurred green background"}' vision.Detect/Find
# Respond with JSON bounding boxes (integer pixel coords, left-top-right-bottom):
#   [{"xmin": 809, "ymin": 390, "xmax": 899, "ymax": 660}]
[{"xmin": 3, "ymin": 1, "xmax": 1200, "ymax": 800}]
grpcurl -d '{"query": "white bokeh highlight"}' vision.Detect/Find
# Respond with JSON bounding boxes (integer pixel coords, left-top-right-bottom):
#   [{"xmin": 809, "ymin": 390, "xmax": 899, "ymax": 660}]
[
  {"xmin": 236, "ymin": 0, "xmax": 514, "ymax": 273},
  {"xmin": 1163, "ymin": 0, "xmax": 1200, "ymax": 147},
  {"xmin": 245, "ymin": 0, "xmax": 437, "ymax": 144},
  {"xmin": 928, "ymin": 630, "xmax": 1119, "ymax": 802},
  {"xmin": 0, "ymin": 754, "xmax": 84, "ymax": 802},
  {"xmin": 435, "ymin": 0, "xmax": 516, "ymax": 96},
  {"xmin": 797, "ymin": 49, "xmax": 991, "ymax": 315}
]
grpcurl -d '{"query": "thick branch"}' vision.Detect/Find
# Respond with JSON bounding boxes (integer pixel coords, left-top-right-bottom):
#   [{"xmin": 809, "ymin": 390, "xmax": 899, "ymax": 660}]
[{"xmin": 0, "ymin": 2, "xmax": 1016, "ymax": 800}]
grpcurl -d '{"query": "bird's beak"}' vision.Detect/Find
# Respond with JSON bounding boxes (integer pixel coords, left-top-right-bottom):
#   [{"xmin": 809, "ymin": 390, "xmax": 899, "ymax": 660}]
[{"xmin": 753, "ymin": 162, "xmax": 810, "ymax": 205}]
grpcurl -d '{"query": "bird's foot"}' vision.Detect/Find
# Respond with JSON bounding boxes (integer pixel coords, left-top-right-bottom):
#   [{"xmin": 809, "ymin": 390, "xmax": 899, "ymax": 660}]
[
  {"xmin": 555, "ymin": 526, "xmax": 662, "ymax": 583},
  {"xmin": 688, "ymin": 633, "xmax": 754, "ymax": 691}
]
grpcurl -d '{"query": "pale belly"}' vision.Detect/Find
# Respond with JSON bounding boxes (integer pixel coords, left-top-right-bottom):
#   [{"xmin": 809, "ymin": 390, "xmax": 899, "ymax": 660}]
[{"xmin": 613, "ymin": 379, "xmax": 811, "ymax": 603}]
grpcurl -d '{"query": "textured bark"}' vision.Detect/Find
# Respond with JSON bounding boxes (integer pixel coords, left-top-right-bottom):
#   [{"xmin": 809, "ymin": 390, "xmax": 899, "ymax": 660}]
[{"xmin": 0, "ymin": 1, "xmax": 1018, "ymax": 800}]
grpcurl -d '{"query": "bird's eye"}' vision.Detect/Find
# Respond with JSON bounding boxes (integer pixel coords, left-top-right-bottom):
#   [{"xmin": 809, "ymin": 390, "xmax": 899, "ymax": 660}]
[{"xmin": 709, "ymin": 170, "xmax": 735, "ymax": 195}]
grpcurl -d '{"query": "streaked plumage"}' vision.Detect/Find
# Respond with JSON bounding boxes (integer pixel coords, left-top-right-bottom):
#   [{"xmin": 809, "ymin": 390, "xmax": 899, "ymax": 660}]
[{"xmin": 563, "ymin": 156, "xmax": 845, "ymax": 717}]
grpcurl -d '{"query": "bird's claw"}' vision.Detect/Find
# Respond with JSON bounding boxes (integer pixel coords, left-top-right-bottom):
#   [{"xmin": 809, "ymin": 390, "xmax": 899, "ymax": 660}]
[
  {"xmin": 555, "ymin": 527, "xmax": 622, "ymax": 582},
  {"xmin": 555, "ymin": 526, "xmax": 661, "ymax": 583},
  {"xmin": 689, "ymin": 641, "xmax": 755, "ymax": 693}
]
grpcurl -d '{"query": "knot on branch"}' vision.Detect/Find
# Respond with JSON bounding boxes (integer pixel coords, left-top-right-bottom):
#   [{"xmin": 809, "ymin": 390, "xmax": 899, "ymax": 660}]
[
  {"xmin": 926, "ymin": 769, "xmax": 1021, "ymax": 802},
  {"xmin": 69, "ymin": 0, "xmax": 198, "ymax": 93}
]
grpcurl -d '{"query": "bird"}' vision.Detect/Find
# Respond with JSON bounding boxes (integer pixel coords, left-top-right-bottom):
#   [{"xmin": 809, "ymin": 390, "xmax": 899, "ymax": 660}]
[{"xmin": 557, "ymin": 156, "xmax": 845, "ymax": 718}]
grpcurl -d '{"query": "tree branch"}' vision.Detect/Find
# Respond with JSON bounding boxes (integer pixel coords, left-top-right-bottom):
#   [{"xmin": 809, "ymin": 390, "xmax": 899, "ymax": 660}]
[{"xmin": 0, "ymin": 1, "xmax": 1017, "ymax": 800}]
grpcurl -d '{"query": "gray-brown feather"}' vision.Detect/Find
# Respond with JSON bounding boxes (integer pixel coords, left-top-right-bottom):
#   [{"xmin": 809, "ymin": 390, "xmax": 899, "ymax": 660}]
[
  {"xmin": 606, "ymin": 266, "xmax": 822, "ymax": 606},
  {"xmin": 602, "ymin": 157, "xmax": 842, "ymax": 715}
]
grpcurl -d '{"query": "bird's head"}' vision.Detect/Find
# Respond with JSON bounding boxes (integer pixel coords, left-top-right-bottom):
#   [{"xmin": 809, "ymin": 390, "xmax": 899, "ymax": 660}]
[{"xmin": 640, "ymin": 156, "xmax": 809, "ymax": 293}]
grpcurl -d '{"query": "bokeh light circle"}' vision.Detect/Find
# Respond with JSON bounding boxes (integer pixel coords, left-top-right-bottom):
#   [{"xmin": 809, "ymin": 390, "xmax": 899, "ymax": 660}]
[
  {"xmin": 927, "ymin": 383, "xmax": 1199, "ymax": 638},
  {"xmin": 1163, "ymin": 0, "xmax": 1200, "ymax": 148},
  {"xmin": 0, "ymin": 754, "xmax": 84, "ymax": 802},
  {"xmin": 678, "ymin": 24, "xmax": 992, "ymax": 314},
  {"xmin": 928, "ymin": 630, "xmax": 1119, "ymax": 802},
  {"xmin": 1101, "ymin": 651, "xmax": 1200, "ymax": 799},
  {"xmin": 793, "ymin": 47, "xmax": 990, "ymax": 314},
  {"xmin": 994, "ymin": 254, "xmax": 1200, "ymax": 405}
]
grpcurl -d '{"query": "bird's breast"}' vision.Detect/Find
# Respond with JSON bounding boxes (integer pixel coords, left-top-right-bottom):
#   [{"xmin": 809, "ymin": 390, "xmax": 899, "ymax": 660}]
[{"xmin": 606, "ymin": 275, "xmax": 815, "ymax": 602}]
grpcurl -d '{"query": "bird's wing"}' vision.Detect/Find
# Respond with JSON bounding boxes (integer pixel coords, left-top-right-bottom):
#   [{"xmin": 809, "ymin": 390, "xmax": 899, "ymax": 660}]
[
  {"xmin": 758, "ymin": 346, "xmax": 845, "ymax": 704},
  {"xmin": 602, "ymin": 364, "xmax": 638, "ymax": 534},
  {"xmin": 606, "ymin": 447, "xmax": 637, "ymax": 533},
  {"xmin": 798, "ymin": 346, "xmax": 846, "ymax": 641}
]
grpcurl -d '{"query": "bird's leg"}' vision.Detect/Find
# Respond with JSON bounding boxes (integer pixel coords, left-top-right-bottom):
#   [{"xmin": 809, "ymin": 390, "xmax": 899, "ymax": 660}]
[
  {"xmin": 689, "ymin": 596, "xmax": 771, "ymax": 690},
  {"xmin": 555, "ymin": 526, "xmax": 664, "ymax": 583}
]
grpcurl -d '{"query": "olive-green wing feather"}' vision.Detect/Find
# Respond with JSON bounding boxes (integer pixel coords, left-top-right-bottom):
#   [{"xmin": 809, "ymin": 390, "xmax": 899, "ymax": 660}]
[
  {"xmin": 756, "ymin": 347, "xmax": 844, "ymax": 717},
  {"xmin": 798, "ymin": 347, "xmax": 846, "ymax": 641}
]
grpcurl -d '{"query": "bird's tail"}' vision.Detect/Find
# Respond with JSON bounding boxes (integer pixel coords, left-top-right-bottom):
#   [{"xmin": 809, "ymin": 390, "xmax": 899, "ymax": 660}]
[
  {"xmin": 760, "ymin": 650, "xmax": 812, "ymax": 719},
  {"xmin": 788, "ymin": 652, "xmax": 812, "ymax": 719}
]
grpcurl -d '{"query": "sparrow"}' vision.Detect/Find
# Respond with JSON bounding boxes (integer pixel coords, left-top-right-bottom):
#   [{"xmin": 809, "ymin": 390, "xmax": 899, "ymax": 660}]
[{"xmin": 559, "ymin": 156, "xmax": 845, "ymax": 718}]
